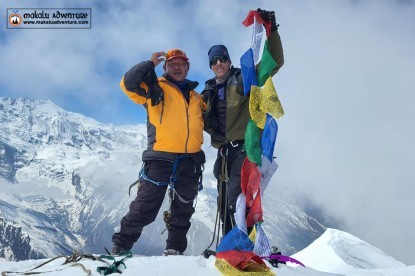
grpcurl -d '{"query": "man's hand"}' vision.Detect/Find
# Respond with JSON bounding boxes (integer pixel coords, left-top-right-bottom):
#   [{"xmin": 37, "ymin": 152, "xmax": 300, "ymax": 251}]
[
  {"xmin": 257, "ymin": 8, "xmax": 279, "ymax": 31},
  {"xmin": 150, "ymin": 51, "xmax": 166, "ymax": 67}
]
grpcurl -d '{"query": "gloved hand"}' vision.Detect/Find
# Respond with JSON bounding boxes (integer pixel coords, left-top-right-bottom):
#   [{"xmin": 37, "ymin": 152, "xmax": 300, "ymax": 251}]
[
  {"xmin": 149, "ymin": 84, "xmax": 164, "ymax": 106},
  {"xmin": 257, "ymin": 8, "xmax": 279, "ymax": 31}
]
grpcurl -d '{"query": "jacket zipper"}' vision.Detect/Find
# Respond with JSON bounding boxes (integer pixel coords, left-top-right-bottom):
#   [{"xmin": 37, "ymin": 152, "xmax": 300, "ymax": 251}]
[
  {"xmin": 173, "ymin": 82, "xmax": 190, "ymax": 154},
  {"xmin": 163, "ymin": 79, "xmax": 192, "ymax": 154},
  {"xmin": 184, "ymin": 96, "xmax": 190, "ymax": 154}
]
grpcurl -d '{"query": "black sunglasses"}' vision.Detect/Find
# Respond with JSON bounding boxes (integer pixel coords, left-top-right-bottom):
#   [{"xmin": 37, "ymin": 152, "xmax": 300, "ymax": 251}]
[{"xmin": 210, "ymin": 56, "xmax": 229, "ymax": 66}]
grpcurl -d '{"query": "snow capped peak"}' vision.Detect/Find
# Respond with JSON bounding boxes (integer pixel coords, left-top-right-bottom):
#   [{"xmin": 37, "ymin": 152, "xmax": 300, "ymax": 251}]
[
  {"xmin": 292, "ymin": 228, "xmax": 405, "ymax": 274},
  {"xmin": 4, "ymin": 96, "xmax": 410, "ymax": 276},
  {"xmin": 0, "ymin": 96, "xmax": 327, "ymax": 262}
]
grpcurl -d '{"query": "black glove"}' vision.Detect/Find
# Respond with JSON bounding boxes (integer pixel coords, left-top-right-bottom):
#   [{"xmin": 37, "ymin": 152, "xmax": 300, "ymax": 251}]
[
  {"xmin": 149, "ymin": 83, "xmax": 164, "ymax": 106},
  {"xmin": 257, "ymin": 8, "xmax": 279, "ymax": 31},
  {"xmin": 143, "ymin": 68, "xmax": 164, "ymax": 106}
]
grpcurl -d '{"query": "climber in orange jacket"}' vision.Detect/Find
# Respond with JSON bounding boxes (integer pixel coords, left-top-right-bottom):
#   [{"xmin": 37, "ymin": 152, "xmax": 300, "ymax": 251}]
[{"xmin": 113, "ymin": 49, "xmax": 206, "ymax": 256}]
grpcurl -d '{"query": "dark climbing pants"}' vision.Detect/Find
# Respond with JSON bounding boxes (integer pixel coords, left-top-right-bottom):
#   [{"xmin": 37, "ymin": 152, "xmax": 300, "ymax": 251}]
[
  {"xmin": 112, "ymin": 157, "xmax": 202, "ymax": 253},
  {"xmin": 213, "ymin": 142, "xmax": 246, "ymax": 235}
]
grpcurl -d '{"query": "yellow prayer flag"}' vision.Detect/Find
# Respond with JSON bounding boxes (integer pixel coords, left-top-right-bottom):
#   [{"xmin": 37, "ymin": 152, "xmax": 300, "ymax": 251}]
[
  {"xmin": 249, "ymin": 224, "xmax": 256, "ymax": 243},
  {"xmin": 249, "ymin": 85, "xmax": 266, "ymax": 129},
  {"xmin": 261, "ymin": 77, "xmax": 284, "ymax": 119}
]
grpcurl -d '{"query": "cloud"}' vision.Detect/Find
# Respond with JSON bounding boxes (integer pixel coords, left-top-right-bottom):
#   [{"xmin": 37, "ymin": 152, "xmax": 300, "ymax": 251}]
[
  {"xmin": 269, "ymin": 1, "xmax": 415, "ymax": 265},
  {"xmin": 0, "ymin": 0, "xmax": 259, "ymax": 123}
]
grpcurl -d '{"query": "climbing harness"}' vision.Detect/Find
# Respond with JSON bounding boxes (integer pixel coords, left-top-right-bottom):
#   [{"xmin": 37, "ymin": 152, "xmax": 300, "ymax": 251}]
[{"xmin": 135, "ymin": 155, "xmax": 204, "ymax": 235}]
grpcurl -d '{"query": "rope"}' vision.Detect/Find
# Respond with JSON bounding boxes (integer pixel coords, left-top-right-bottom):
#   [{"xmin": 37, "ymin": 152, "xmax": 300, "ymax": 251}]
[
  {"xmin": 97, "ymin": 251, "xmax": 133, "ymax": 275},
  {"xmin": 202, "ymin": 204, "xmax": 221, "ymax": 258},
  {"xmin": 1, "ymin": 252, "xmax": 104, "ymax": 276},
  {"xmin": 220, "ymin": 150, "xmax": 230, "ymax": 238},
  {"xmin": 202, "ymin": 146, "xmax": 231, "ymax": 257}
]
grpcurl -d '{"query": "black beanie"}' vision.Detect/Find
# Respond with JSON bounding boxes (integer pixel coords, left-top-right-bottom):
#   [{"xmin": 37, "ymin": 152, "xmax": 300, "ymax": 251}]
[{"xmin": 208, "ymin": 45, "xmax": 231, "ymax": 63}]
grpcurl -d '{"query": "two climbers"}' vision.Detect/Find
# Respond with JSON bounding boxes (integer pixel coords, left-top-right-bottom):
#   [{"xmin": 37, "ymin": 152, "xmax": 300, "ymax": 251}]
[{"xmin": 112, "ymin": 7, "xmax": 284, "ymax": 255}]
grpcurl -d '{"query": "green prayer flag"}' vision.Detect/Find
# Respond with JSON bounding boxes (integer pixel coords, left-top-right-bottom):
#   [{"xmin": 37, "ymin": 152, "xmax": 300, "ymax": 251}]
[
  {"xmin": 244, "ymin": 119, "xmax": 262, "ymax": 166},
  {"xmin": 257, "ymin": 41, "xmax": 278, "ymax": 87}
]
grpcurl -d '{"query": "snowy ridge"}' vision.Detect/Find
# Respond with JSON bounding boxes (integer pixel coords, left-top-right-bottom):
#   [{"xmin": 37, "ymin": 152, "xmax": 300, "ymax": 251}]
[
  {"xmin": 0, "ymin": 228, "xmax": 414, "ymax": 276},
  {"xmin": 292, "ymin": 228, "xmax": 406, "ymax": 274},
  {"xmin": 0, "ymin": 97, "xmax": 326, "ymax": 261}
]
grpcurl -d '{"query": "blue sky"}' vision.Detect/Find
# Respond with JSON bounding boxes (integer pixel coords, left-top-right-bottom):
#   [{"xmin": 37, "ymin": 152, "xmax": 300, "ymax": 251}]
[{"xmin": 1, "ymin": 0, "xmax": 415, "ymax": 265}]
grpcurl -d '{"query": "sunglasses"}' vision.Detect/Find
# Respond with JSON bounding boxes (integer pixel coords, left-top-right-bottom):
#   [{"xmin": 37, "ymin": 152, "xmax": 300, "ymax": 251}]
[{"xmin": 210, "ymin": 56, "xmax": 229, "ymax": 66}]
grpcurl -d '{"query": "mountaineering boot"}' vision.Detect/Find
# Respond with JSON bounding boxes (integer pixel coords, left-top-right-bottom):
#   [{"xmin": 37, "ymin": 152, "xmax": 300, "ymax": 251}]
[
  {"xmin": 163, "ymin": 249, "xmax": 183, "ymax": 256},
  {"xmin": 111, "ymin": 244, "xmax": 128, "ymax": 255}
]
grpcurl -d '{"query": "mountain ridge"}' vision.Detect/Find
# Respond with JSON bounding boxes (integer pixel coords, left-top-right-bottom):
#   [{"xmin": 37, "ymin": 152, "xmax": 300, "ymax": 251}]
[{"xmin": 0, "ymin": 96, "xmax": 326, "ymax": 261}]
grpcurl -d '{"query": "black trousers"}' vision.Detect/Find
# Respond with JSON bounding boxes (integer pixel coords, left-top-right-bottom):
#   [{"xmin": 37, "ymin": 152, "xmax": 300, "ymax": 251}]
[
  {"xmin": 213, "ymin": 143, "xmax": 246, "ymax": 235},
  {"xmin": 112, "ymin": 157, "xmax": 202, "ymax": 253}
]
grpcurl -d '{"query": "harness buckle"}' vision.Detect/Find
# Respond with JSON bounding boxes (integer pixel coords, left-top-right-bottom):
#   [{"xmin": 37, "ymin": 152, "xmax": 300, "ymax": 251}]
[{"xmin": 229, "ymin": 140, "xmax": 239, "ymax": 147}]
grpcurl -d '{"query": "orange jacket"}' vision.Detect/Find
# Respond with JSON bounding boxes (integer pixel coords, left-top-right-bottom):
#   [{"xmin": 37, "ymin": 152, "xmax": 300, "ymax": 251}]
[{"xmin": 120, "ymin": 62, "xmax": 204, "ymax": 154}]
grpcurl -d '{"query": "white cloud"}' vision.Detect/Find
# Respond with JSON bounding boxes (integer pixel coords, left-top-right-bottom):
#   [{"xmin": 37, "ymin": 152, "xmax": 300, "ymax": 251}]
[{"xmin": 270, "ymin": 1, "xmax": 415, "ymax": 265}]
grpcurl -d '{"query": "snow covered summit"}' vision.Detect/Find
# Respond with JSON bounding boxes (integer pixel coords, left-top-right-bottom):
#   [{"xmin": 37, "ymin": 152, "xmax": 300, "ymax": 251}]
[{"xmin": 1, "ymin": 228, "xmax": 413, "ymax": 276}]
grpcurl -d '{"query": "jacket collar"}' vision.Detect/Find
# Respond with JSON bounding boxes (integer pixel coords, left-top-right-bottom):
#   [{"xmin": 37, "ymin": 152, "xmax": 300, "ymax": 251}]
[
  {"xmin": 205, "ymin": 66, "xmax": 238, "ymax": 89},
  {"xmin": 161, "ymin": 74, "xmax": 199, "ymax": 92}
]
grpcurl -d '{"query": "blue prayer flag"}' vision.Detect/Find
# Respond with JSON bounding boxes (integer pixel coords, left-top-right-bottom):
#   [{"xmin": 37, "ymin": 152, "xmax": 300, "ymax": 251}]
[{"xmin": 240, "ymin": 48, "xmax": 258, "ymax": 96}]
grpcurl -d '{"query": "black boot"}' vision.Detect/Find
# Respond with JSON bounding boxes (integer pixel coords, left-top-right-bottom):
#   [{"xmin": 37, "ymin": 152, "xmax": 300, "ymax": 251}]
[
  {"xmin": 111, "ymin": 244, "xmax": 128, "ymax": 255},
  {"xmin": 163, "ymin": 249, "xmax": 183, "ymax": 256}
]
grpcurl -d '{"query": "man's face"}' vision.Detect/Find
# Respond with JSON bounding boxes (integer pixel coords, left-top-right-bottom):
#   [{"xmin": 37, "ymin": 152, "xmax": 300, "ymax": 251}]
[
  {"xmin": 164, "ymin": 58, "xmax": 189, "ymax": 82},
  {"xmin": 210, "ymin": 55, "xmax": 231, "ymax": 79}
]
